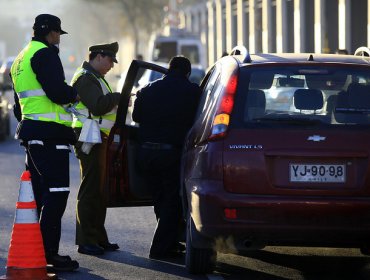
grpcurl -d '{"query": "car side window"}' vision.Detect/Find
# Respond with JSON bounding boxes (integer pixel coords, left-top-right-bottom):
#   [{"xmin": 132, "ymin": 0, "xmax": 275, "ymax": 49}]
[
  {"xmin": 190, "ymin": 65, "xmax": 223, "ymax": 144},
  {"xmin": 196, "ymin": 66, "xmax": 220, "ymax": 119}
]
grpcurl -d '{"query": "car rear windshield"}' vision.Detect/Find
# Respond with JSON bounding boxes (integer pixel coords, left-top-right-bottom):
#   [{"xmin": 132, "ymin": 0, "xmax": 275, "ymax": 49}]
[{"xmin": 232, "ymin": 65, "xmax": 370, "ymax": 127}]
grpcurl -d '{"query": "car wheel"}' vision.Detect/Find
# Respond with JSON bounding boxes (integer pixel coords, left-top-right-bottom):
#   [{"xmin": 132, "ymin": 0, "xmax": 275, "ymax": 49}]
[{"xmin": 185, "ymin": 214, "xmax": 216, "ymax": 274}]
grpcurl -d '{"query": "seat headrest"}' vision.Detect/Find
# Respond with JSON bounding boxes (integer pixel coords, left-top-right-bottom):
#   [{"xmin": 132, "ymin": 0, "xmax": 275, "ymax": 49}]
[
  {"xmin": 347, "ymin": 83, "xmax": 370, "ymax": 109},
  {"xmin": 245, "ymin": 89, "xmax": 266, "ymax": 120},
  {"xmin": 247, "ymin": 89, "xmax": 266, "ymax": 108},
  {"xmin": 293, "ymin": 89, "xmax": 323, "ymax": 110}
]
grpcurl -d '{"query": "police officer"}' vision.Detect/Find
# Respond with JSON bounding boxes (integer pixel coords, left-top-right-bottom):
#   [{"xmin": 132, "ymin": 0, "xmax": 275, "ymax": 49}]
[
  {"xmin": 132, "ymin": 56, "xmax": 201, "ymax": 259},
  {"xmin": 70, "ymin": 42, "xmax": 120, "ymax": 255},
  {"xmin": 11, "ymin": 14, "xmax": 79, "ymax": 271}
]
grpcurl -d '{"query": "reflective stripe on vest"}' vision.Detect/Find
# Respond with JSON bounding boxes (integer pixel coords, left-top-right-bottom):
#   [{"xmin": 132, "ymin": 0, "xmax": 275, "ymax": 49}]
[
  {"xmin": 24, "ymin": 112, "xmax": 72, "ymax": 122},
  {"xmin": 70, "ymin": 67, "xmax": 117, "ymax": 135},
  {"xmin": 49, "ymin": 187, "xmax": 70, "ymax": 192},
  {"xmin": 11, "ymin": 41, "xmax": 72, "ymax": 127},
  {"xmin": 18, "ymin": 89, "xmax": 45, "ymax": 98},
  {"xmin": 18, "ymin": 89, "xmax": 73, "ymax": 123}
]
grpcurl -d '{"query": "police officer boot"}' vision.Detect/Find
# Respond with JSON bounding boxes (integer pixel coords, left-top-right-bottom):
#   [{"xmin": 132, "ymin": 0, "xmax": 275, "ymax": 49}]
[{"xmin": 46, "ymin": 253, "xmax": 79, "ymax": 272}]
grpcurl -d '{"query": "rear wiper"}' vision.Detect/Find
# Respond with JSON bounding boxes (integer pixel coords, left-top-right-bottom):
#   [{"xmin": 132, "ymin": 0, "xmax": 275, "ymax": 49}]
[{"xmin": 252, "ymin": 116, "xmax": 323, "ymax": 125}]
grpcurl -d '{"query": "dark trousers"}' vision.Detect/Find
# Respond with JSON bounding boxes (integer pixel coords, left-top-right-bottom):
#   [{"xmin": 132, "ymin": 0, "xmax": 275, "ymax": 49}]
[
  {"xmin": 25, "ymin": 141, "xmax": 70, "ymax": 257},
  {"xmin": 74, "ymin": 137, "xmax": 109, "ymax": 246},
  {"xmin": 138, "ymin": 147, "xmax": 183, "ymax": 255}
]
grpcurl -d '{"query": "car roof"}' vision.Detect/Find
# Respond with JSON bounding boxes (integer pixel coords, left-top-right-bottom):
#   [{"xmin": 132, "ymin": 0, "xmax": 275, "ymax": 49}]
[{"xmin": 239, "ymin": 53, "xmax": 370, "ymax": 66}]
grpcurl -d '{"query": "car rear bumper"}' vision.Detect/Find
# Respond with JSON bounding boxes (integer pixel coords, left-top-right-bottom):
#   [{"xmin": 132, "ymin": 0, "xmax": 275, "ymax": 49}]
[{"xmin": 188, "ymin": 179, "xmax": 370, "ymax": 251}]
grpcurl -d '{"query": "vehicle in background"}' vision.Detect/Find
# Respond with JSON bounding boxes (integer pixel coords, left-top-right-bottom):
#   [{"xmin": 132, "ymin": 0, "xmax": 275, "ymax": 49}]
[
  {"xmin": 0, "ymin": 56, "xmax": 15, "ymax": 91},
  {"xmin": 149, "ymin": 27, "xmax": 207, "ymax": 70},
  {"xmin": 188, "ymin": 65, "xmax": 205, "ymax": 85},
  {"xmin": 0, "ymin": 56, "xmax": 13, "ymax": 141},
  {"xmin": 0, "ymin": 91, "xmax": 11, "ymax": 141}
]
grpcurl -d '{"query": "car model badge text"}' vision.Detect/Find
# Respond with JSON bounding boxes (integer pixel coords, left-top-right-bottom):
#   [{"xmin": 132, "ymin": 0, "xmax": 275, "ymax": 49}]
[
  {"xmin": 307, "ymin": 135, "xmax": 326, "ymax": 142},
  {"xmin": 229, "ymin": 144, "xmax": 263, "ymax": 149}
]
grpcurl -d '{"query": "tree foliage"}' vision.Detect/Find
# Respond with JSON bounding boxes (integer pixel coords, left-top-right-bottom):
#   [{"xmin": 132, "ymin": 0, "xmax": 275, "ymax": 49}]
[
  {"xmin": 77, "ymin": 0, "xmax": 207, "ymax": 50},
  {"xmin": 78, "ymin": 0, "xmax": 170, "ymax": 56},
  {"xmin": 68, "ymin": 0, "xmax": 208, "ymax": 62},
  {"xmin": 82, "ymin": 0, "xmax": 167, "ymax": 36}
]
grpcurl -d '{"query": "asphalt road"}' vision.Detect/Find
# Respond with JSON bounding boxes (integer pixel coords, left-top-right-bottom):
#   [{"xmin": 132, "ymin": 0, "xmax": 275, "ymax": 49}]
[{"xmin": 0, "ymin": 91, "xmax": 369, "ymax": 279}]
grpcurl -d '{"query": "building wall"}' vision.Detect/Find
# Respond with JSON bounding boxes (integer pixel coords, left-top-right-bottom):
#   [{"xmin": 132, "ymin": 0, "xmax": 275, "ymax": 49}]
[{"xmin": 181, "ymin": 0, "xmax": 369, "ymax": 68}]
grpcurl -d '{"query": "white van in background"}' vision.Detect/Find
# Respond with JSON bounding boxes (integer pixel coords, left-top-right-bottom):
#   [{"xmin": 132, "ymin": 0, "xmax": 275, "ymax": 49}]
[{"xmin": 149, "ymin": 27, "xmax": 207, "ymax": 70}]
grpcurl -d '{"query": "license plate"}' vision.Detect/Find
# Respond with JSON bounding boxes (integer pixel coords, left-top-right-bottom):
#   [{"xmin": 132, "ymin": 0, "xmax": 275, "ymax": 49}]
[{"xmin": 290, "ymin": 164, "xmax": 346, "ymax": 183}]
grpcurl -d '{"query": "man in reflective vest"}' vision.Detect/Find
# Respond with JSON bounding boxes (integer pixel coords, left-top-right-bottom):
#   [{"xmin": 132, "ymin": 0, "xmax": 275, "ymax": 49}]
[
  {"xmin": 11, "ymin": 14, "xmax": 79, "ymax": 271},
  {"xmin": 70, "ymin": 42, "xmax": 120, "ymax": 255}
]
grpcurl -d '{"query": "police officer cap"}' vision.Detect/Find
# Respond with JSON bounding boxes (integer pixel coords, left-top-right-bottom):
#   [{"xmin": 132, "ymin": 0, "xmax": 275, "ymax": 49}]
[
  {"xmin": 89, "ymin": 42, "xmax": 119, "ymax": 63},
  {"xmin": 33, "ymin": 14, "xmax": 67, "ymax": 34}
]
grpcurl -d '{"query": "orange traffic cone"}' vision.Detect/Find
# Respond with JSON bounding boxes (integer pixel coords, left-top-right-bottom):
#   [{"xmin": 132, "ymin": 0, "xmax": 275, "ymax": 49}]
[{"xmin": 1, "ymin": 170, "xmax": 57, "ymax": 280}]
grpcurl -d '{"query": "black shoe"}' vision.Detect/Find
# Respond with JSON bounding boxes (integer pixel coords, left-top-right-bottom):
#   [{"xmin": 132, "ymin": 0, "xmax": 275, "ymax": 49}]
[
  {"xmin": 46, "ymin": 254, "xmax": 79, "ymax": 272},
  {"xmin": 100, "ymin": 242, "xmax": 119, "ymax": 251},
  {"xmin": 78, "ymin": 244, "xmax": 104, "ymax": 255},
  {"xmin": 149, "ymin": 251, "xmax": 184, "ymax": 260}
]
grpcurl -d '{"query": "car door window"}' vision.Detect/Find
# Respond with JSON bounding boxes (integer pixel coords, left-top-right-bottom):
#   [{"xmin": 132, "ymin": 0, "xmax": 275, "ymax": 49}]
[
  {"xmin": 126, "ymin": 68, "xmax": 165, "ymax": 127},
  {"xmin": 105, "ymin": 60, "xmax": 167, "ymax": 207}
]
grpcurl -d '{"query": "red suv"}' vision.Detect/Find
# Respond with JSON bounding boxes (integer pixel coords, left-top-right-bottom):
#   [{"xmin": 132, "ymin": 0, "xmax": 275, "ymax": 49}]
[{"xmin": 106, "ymin": 49, "xmax": 370, "ymax": 274}]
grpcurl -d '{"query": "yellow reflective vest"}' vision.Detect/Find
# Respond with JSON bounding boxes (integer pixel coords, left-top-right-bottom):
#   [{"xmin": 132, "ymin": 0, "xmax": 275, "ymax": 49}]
[
  {"xmin": 10, "ymin": 41, "xmax": 73, "ymax": 127},
  {"xmin": 70, "ymin": 67, "xmax": 117, "ymax": 135}
]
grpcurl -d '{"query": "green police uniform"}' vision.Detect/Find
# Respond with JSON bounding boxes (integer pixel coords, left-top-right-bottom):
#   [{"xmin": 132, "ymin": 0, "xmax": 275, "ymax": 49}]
[{"xmin": 71, "ymin": 42, "xmax": 120, "ymax": 251}]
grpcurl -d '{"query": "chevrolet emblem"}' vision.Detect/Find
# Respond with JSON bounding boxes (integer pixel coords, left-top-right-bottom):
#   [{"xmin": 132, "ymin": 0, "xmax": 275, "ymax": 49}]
[{"xmin": 308, "ymin": 135, "xmax": 326, "ymax": 142}]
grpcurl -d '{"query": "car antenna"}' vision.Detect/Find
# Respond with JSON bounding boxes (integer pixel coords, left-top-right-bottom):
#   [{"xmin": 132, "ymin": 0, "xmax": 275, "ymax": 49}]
[{"xmin": 307, "ymin": 54, "xmax": 314, "ymax": 61}]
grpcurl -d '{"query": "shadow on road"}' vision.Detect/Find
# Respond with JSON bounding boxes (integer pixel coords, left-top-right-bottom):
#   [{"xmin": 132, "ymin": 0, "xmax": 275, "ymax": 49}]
[
  {"xmin": 90, "ymin": 250, "xmax": 204, "ymax": 280},
  {"xmin": 215, "ymin": 248, "xmax": 370, "ymax": 280}
]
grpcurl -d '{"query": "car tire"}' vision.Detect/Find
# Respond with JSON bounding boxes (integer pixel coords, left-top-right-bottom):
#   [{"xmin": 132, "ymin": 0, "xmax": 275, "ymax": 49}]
[{"xmin": 185, "ymin": 214, "xmax": 216, "ymax": 274}]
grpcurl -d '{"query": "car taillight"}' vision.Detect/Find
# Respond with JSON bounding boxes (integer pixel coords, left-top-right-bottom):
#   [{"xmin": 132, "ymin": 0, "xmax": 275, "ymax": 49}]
[{"xmin": 209, "ymin": 70, "xmax": 239, "ymax": 140}]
